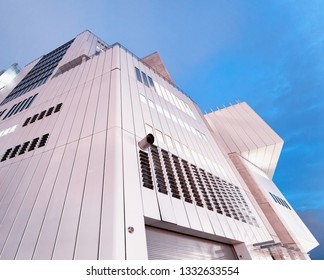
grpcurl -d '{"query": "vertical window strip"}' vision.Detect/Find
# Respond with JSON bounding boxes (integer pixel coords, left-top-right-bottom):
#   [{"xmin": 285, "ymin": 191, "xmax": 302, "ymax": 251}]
[
  {"xmin": 142, "ymin": 72, "xmax": 149, "ymax": 87},
  {"xmin": 135, "ymin": 67, "xmax": 142, "ymax": 82}
]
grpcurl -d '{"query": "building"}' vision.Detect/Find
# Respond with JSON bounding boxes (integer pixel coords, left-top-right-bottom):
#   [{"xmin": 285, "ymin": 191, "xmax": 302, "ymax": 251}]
[{"xmin": 0, "ymin": 30, "xmax": 318, "ymax": 260}]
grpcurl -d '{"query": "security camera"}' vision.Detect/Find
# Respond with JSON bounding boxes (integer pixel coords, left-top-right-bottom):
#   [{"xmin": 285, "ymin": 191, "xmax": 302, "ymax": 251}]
[{"xmin": 138, "ymin": 133, "xmax": 155, "ymax": 150}]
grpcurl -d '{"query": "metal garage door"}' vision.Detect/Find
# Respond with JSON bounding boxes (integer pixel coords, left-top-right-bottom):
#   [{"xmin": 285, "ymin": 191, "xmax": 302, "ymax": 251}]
[{"xmin": 146, "ymin": 226, "xmax": 238, "ymax": 260}]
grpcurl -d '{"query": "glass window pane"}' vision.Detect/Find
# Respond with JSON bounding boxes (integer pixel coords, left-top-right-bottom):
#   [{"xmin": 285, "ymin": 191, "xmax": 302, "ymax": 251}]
[
  {"xmin": 148, "ymin": 76, "xmax": 154, "ymax": 88},
  {"xmin": 148, "ymin": 99, "xmax": 155, "ymax": 109},
  {"xmin": 165, "ymin": 135, "xmax": 174, "ymax": 148},
  {"xmin": 174, "ymin": 140, "xmax": 182, "ymax": 152},
  {"xmin": 139, "ymin": 93, "xmax": 147, "ymax": 104},
  {"xmin": 135, "ymin": 67, "xmax": 142, "ymax": 82},
  {"xmin": 142, "ymin": 72, "xmax": 149, "ymax": 86}
]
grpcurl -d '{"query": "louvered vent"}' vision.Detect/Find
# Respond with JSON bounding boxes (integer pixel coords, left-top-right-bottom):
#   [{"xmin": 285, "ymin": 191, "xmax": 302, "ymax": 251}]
[
  {"xmin": 151, "ymin": 145, "xmax": 168, "ymax": 195},
  {"xmin": 22, "ymin": 103, "xmax": 63, "ymax": 128},
  {"xmin": 0, "ymin": 133, "xmax": 50, "ymax": 162},
  {"xmin": 161, "ymin": 149, "xmax": 181, "ymax": 199},
  {"xmin": 139, "ymin": 150, "xmax": 154, "ymax": 190},
  {"xmin": 138, "ymin": 145, "xmax": 259, "ymax": 227}
]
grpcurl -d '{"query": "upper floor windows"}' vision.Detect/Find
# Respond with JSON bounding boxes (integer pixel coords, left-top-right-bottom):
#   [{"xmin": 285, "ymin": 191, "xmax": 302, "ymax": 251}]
[
  {"xmin": 0, "ymin": 124, "xmax": 17, "ymax": 138},
  {"xmin": 1, "ymin": 93, "xmax": 38, "ymax": 120},
  {"xmin": 140, "ymin": 92, "xmax": 207, "ymax": 142},
  {"xmin": 0, "ymin": 39, "xmax": 74, "ymax": 106},
  {"xmin": 134, "ymin": 67, "xmax": 196, "ymax": 120},
  {"xmin": 135, "ymin": 67, "xmax": 155, "ymax": 90}
]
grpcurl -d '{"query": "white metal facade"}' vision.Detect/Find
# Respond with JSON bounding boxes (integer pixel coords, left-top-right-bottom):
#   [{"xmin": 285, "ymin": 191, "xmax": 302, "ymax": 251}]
[{"xmin": 0, "ymin": 31, "xmax": 318, "ymax": 260}]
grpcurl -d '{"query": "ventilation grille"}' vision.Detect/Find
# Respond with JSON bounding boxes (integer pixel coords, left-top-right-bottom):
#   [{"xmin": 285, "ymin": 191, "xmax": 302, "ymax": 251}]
[
  {"xmin": 269, "ymin": 192, "xmax": 291, "ymax": 210},
  {"xmin": 1, "ymin": 133, "xmax": 50, "ymax": 162},
  {"xmin": 139, "ymin": 150, "xmax": 154, "ymax": 190},
  {"xmin": 22, "ymin": 103, "xmax": 63, "ymax": 127},
  {"xmin": 139, "ymin": 145, "xmax": 259, "ymax": 227}
]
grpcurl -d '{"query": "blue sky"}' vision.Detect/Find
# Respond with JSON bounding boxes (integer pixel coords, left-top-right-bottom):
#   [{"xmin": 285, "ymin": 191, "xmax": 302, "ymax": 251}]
[{"xmin": 1, "ymin": 0, "xmax": 323, "ymax": 259}]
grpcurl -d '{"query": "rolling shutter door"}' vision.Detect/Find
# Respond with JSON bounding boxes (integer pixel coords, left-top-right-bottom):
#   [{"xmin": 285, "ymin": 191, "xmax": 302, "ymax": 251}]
[{"xmin": 146, "ymin": 226, "xmax": 238, "ymax": 260}]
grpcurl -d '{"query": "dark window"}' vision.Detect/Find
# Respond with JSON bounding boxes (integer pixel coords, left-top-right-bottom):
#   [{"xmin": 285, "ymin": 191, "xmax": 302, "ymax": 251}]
[
  {"xmin": 148, "ymin": 76, "xmax": 155, "ymax": 88},
  {"xmin": 135, "ymin": 67, "xmax": 142, "ymax": 82},
  {"xmin": 142, "ymin": 72, "xmax": 149, "ymax": 87},
  {"xmin": 2, "ymin": 93, "xmax": 38, "ymax": 120},
  {"xmin": 0, "ymin": 39, "xmax": 74, "ymax": 106},
  {"xmin": 0, "ymin": 109, "xmax": 6, "ymax": 117}
]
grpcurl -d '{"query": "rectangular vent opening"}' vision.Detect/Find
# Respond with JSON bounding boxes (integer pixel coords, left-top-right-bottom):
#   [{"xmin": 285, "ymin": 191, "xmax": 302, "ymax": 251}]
[
  {"xmin": 46, "ymin": 107, "xmax": 54, "ymax": 116},
  {"xmin": 30, "ymin": 114, "xmax": 39, "ymax": 123},
  {"xmin": 1, "ymin": 148, "xmax": 12, "ymax": 162},
  {"xmin": 28, "ymin": 137, "xmax": 40, "ymax": 151},
  {"xmin": 38, "ymin": 133, "xmax": 49, "ymax": 147},
  {"xmin": 38, "ymin": 110, "xmax": 46, "ymax": 120},
  {"xmin": 54, "ymin": 103, "xmax": 63, "ymax": 113},
  {"xmin": 19, "ymin": 141, "xmax": 30, "ymax": 155},
  {"xmin": 22, "ymin": 117, "xmax": 31, "ymax": 127}
]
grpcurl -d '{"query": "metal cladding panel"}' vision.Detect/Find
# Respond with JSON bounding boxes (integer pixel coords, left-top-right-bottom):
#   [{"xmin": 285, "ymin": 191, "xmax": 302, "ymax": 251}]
[
  {"xmin": 146, "ymin": 226, "xmax": 237, "ymax": 260},
  {"xmin": 74, "ymin": 132, "xmax": 105, "ymax": 260},
  {"xmin": 0, "ymin": 150, "xmax": 53, "ymax": 259},
  {"xmin": 14, "ymin": 146, "xmax": 65, "ymax": 260},
  {"xmin": 80, "ymin": 76, "xmax": 101, "ymax": 138},
  {"xmin": 99, "ymin": 127, "xmax": 125, "ymax": 260},
  {"xmin": 52, "ymin": 137, "xmax": 92, "ymax": 260},
  {"xmin": 122, "ymin": 131, "xmax": 148, "ymax": 259},
  {"xmin": 32, "ymin": 141, "xmax": 78, "ymax": 260}
]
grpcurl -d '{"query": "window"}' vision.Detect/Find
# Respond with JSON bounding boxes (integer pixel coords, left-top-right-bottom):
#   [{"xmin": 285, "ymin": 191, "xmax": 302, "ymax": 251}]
[
  {"xmin": 0, "ymin": 40, "xmax": 74, "ymax": 106},
  {"xmin": 135, "ymin": 67, "xmax": 142, "ymax": 82},
  {"xmin": 148, "ymin": 76, "xmax": 154, "ymax": 88},
  {"xmin": 165, "ymin": 135, "xmax": 174, "ymax": 148},
  {"xmin": 0, "ymin": 109, "xmax": 7, "ymax": 117},
  {"xmin": 142, "ymin": 72, "xmax": 149, "ymax": 87},
  {"xmin": 2, "ymin": 93, "xmax": 38, "ymax": 120},
  {"xmin": 171, "ymin": 113, "xmax": 178, "ymax": 123},
  {"xmin": 154, "ymin": 81, "xmax": 163, "ymax": 97},
  {"xmin": 139, "ymin": 93, "xmax": 147, "ymax": 104},
  {"xmin": 148, "ymin": 99, "xmax": 155, "ymax": 109},
  {"xmin": 156, "ymin": 104, "xmax": 163, "ymax": 114},
  {"xmin": 174, "ymin": 140, "xmax": 182, "ymax": 152},
  {"xmin": 183, "ymin": 145, "xmax": 191, "ymax": 157},
  {"xmin": 177, "ymin": 118, "xmax": 184, "ymax": 127},
  {"xmin": 0, "ymin": 124, "xmax": 17, "ymax": 138},
  {"xmin": 164, "ymin": 109, "xmax": 171, "ymax": 119}
]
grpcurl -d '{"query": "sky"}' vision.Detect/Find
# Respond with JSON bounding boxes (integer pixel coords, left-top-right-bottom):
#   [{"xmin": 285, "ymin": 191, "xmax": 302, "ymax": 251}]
[{"xmin": 1, "ymin": 0, "xmax": 323, "ymax": 259}]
